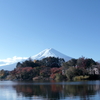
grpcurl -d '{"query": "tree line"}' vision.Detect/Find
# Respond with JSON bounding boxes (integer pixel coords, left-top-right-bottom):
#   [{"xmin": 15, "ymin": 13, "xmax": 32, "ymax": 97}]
[{"xmin": 0, "ymin": 56, "xmax": 100, "ymax": 81}]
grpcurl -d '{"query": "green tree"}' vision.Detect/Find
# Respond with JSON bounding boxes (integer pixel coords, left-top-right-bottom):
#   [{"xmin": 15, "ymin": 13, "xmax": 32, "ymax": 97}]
[
  {"xmin": 16, "ymin": 62, "xmax": 21, "ymax": 68},
  {"xmin": 65, "ymin": 67, "xmax": 87, "ymax": 80},
  {"xmin": 55, "ymin": 73, "xmax": 63, "ymax": 80},
  {"xmin": 20, "ymin": 60, "xmax": 39, "ymax": 68},
  {"xmin": 65, "ymin": 67, "xmax": 76, "ymax": 80},
  {"xmin": 85, "ymin": 58, "xmax": 96, "ymax": 68},
  {"xmin": 62, "ymin": 58, "xmax": 77, "ymax": 69},
  {"xmin": 41, "ymin": 57, "xmax": 64, "ymax": 68}
]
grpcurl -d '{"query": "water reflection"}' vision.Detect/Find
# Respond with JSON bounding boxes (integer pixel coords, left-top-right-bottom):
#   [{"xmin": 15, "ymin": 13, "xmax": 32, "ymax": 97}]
[
  {"xmin": 13, "ymin": 82, "xmax": 63, "ymax": 99},
  {"xmin": 0, "ymin": 81, "xmax": 100, "ymax": 100}
]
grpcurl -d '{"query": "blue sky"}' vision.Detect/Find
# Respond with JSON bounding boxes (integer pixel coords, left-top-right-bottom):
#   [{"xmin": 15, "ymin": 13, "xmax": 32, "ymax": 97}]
[{"xmin": 0, "ymin": 0, "xmax": 100, "ymax": 62}]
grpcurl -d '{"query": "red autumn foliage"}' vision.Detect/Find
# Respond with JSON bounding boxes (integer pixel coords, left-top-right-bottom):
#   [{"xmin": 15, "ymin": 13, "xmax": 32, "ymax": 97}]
[
  {"xmin": 16, "ymin": 67, "xmax": 33, "ymax": 74},
  {"xmin": 40, "ymin": 67, "xmax": 51, "ymax": 77},
  {"xmin": 51, "ymin": 67, "xmax": 62, "ymax": 74},
  {"xmin": 50, "ymin": 67, "xmax": 62, "ymax": 79},
  {"xmin": 11, "ymin": 67, "xmax": 33, "ymax": 75},
  {"xmin": 50, "ymin": 73, "xmax": 56, "ymax": 79}
]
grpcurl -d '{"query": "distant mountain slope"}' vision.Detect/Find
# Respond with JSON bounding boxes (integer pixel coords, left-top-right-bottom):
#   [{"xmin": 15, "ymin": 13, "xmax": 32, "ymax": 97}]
[
  {"xmin": 0, "ymin": 63, "xmax": 17, "ymax": 71},
  {"xmin": 31, "ymin": 48, "xmax": 72, "ymax": 61},
  {"xmin": 0, "ymin": 48, "xmax": 72, "ymax": 71}
]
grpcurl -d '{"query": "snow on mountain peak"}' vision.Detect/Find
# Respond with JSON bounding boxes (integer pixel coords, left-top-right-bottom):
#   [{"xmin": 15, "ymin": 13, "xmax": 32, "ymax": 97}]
[{"xmin": 31, "ymin": 48, "xmax": 72, "ymax": 61}]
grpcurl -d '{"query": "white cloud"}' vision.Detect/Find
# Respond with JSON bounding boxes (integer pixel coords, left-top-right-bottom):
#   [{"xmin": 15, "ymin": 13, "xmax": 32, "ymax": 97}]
[{"xmin": 0, "ymin": 56, "xmax": 28, "ymax": 66}]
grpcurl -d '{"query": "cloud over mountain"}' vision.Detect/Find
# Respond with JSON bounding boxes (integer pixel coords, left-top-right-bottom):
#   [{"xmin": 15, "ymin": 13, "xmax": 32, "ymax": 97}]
[{"xmin": 0, "ymin": 56, "xmax": 28, "ymax": 66}]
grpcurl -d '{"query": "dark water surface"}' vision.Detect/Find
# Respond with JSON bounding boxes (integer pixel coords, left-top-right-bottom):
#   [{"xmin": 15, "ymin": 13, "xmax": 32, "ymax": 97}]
[{"xmin": 0, "ymin": 80, "xmax": 100, "ymax": 100}]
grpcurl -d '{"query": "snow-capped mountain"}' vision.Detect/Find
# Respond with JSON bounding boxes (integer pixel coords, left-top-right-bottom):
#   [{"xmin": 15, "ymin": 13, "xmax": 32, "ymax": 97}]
[
  {"xmin": 0, "ymin": 48, "xmax": 72, "ymax": 70},
  {"xmin": 31, "ymin": 48, "xmax": 72, "ymax": 61}
]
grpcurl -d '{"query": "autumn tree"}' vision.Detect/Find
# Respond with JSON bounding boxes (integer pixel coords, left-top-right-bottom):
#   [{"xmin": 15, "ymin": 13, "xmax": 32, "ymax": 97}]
[
  {"xmin": 77, "ymin": 57, "xmax": 85, "ymax": 68},
  {"xmin": 77, "ymin": 57, "xmax": 97, "ymax": 69}
]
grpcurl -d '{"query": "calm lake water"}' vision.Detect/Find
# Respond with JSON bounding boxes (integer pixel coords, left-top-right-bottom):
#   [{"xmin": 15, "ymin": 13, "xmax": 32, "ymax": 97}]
[{"xmin": 0, "ymin": 80, "xmax": 100, "ymax": 100}]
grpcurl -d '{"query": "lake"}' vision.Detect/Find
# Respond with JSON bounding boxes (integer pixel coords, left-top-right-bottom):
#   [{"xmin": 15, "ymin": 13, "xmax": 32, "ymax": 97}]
[{"xmin": 0, "ymin": 80, "xmax": 100, "ymax": 100}]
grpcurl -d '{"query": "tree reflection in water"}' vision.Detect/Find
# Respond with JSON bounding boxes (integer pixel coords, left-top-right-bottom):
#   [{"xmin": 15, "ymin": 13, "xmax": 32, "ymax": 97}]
[{"xmin": 12, "ymin": 81, "xmax": 100, "ymax": 100}]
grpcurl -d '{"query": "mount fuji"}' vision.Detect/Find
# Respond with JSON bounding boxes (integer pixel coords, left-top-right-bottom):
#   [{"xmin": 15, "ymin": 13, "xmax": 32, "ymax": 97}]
[
  {"xmin": 31, "ymin": 48, "xmax": 72, "ymax": 61},
  {"xmin": 0, "ymin": 48, "xmax": 72, "ymax": 71}
]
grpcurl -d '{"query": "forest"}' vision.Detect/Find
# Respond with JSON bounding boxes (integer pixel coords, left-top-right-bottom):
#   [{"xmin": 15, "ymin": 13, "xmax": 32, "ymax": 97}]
[{"xmin": 0, "ymin": 57, "xmax": 100, "ymax": 81}]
